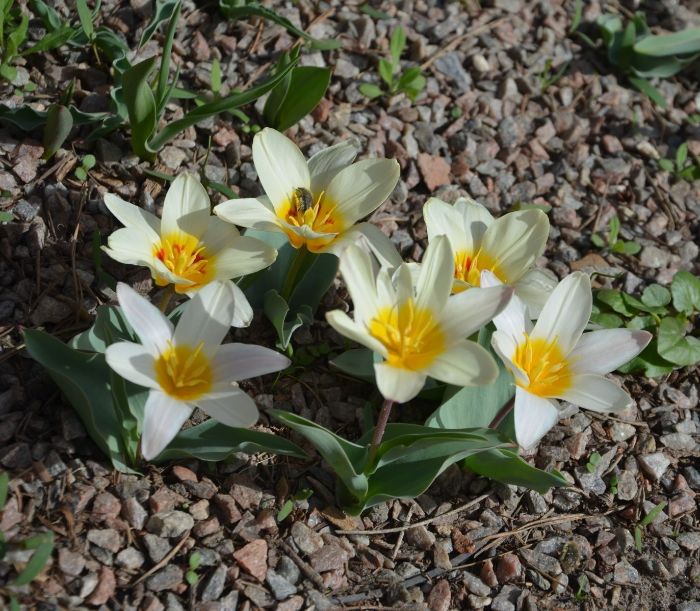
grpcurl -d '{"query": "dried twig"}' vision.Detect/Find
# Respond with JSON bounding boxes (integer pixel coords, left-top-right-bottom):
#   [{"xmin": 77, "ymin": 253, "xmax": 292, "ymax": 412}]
[{"xmin": 334, "ymin": 494, "xmax": 490, "ymax": 536}]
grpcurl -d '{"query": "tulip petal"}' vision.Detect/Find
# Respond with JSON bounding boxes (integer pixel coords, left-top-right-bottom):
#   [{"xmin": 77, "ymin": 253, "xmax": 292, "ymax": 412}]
[
  {"xmin": 531, "ymin": 272, "xmax": 591, "ymax": 355},
  {"xmin": 440, "ymin": 284, "xmax": 514, "ymax": 339},
  {"xmin": 338, "ymin": 245, "xmax": 378, "ymax": 324},
  {"xmin": 116, "ymin": 283, "xmax": 173, "ymax": 355},
  {"xmin": 212, "ymin": 237, "xmax": 277, "ymax": 280},
  {"xmin": 308, "ymin": 138, "xmax": 360, "ymax": 194},
  {"xmin": 326, "ymin": 223, "xmax": 403, "ymax": 269},
  {"xmin": 231, "ymin": 282, "xmax": 254, "ymax": 328},
  {"xmin": 514, "ymin": 387, "xmax": 559, "ymax": 450},
  {"xmin": 415, "ymin": 235, "xmax": 453, "ymax": 314},
  {"xmin": 200, "ymin": 216, "xmax": 241, "ymax": 253},
  {"xmin": 374, "ymin": 362, "xmax": 426, "ymax": 403},
  {"xmin": 195, "ymin": 389, "xmax": 260, "ymax": 429},
  {"xmin": 211, "ymin": 343, "xmax": 290, "ymax": 383},
  {"xmin": 173, "ymin": 281, "xmax": 233, "ymax": 356},
  {"xmin": 424, "ymin": 340, "xmax": 498, "ymax": 387},
  {"xmin": 105, "ymin": 342, "xmax": 160, "ymax": 389},
  {"xmin": 479, "ymin": 209, "xmax": 549, "ymax": 283},
  {"xmin": 103, "ymin": 193, "xmax": 161, "ymax": 240},
  {"xmin": 161, "ymin": 173, "xmax": 211, "ymax": 237},
  {"xmin": 515, "ymin": 267, "xmax": 558, "ymax": 317},
  {"xmin": 253, "ymin": 128, "xmax": 310, "ymax": 211},
  {"xmin": 214, "ymin": 197, "xmax": 281, "ymax": 233},
  {"xmin": 326, "ymin": 310, "xmax": 387, "ymax": 357},
  {"xmin": 141, "ymin": 391, "xmax": 192, "ymax": 460},
  {"xmin": 491, "ymin": 330, "xmax": 529, "ymax": 387},
  {"xmin": 453, "ymin": 197, "xmax": 494, "ymax": 252},
  {"xmin": 481, "ymin": 270, "xmax": 530, "ymax": 340},
  {"xmin": 424, "ymin": 197, "xmax": 470, "ymax": 254},
  {"xmin": 570, "ymin": 329, "xmax": 651, "ymax": 375},
  {"xmin": 557, "ymin": 373, "xmax": 633, "ymax": 412},
  {"xmin": 325, "ymin": 158, "xmax": 400, "ymax": 224},
  {"xmin": 103, "ymin": 227, "xmax": 157, "ymax": 266}
]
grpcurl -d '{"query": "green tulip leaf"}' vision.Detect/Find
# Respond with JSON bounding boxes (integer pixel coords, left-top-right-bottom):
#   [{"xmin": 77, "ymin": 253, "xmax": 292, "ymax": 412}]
[
  {"xmin": 23, "ymin": 330, "xmax": 136, "ymax": 473},
  {"xmin": 155, "ymin": 419, "xmax": 306, "ymax": 462},
  {"xmin": 463, "ymin": 449, "xmax": 569, "ymax": 492}
]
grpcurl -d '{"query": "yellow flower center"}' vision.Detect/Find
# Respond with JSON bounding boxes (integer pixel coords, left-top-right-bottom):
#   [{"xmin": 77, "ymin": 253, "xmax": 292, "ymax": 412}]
[
  {"xmin": 278, "ymin": 187, "xmax": 344, "ymax": 251},
  {"xmin": 154, "ymin": 341, "xmax": 213, "ymax": 401},
  {"xmin": 511, "ymin": 334, "xmax": 571, "ymax": 397},
  {"xmin": 153, "ymin": 232, "xmax": 214, "ymax": 293},
  {"xmin": 453, "ymin": 249, "xmax": 504, "ymax": 291},
  {"xmin": 368, "ymin": 299, "xmax": 445, "ymax": 370}
]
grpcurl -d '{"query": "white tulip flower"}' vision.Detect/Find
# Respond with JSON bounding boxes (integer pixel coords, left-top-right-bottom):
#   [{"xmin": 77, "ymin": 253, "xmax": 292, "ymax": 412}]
[
  {"xmin": 105, "ymin": 282, "xmax": 290, "ymax": 460},
  {"xmin": 103, "ymin": 173, "xmax": 277, "ymax": 326},
  {"xmin": 214, "ymin": 128, "xmax": 400, "ymax": 262},
  {"xmin": 326, "ymin": 235, "xmax": 514, "ymax": 404},
  {"xmin": 423, "ymin": 197, "xmax": 555, "ymax": 315},
  {"xmin": 485, "ymin": 270, "xmax": 652, "ymax": 450}
]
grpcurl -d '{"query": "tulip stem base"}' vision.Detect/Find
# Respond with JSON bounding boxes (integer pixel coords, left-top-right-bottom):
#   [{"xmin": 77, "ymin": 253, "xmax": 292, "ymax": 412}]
[
  {"xmin": 281, "ymin": 246, "xmax": 310, "ymax": 302},
  {"xmin": 367, "ymin": 398, "xmax": 394, "ymax": 467},
  {"xmin": 489, "ymin": 397, "xmax": 515, "ymax": 430},
  {"xmin": 158, "ymin": 284, "xmax": 175, "ymax": 313}
]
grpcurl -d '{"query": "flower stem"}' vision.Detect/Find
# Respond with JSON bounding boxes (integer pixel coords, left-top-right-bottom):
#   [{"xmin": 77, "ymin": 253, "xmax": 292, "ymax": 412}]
[
  {"xmin": 367, "ymin": 398, "xmax": 394, "ymax": 466},
  {"xmin": 158, "ymin": 284, "xmax": 175, "ymax": 313},
  {"xmin": 280, "ymin": 246, "xmax": 309, "ymax": 302},
  {"xmin": 488, "ymin": 397, "xmax": 515, "ymax": 430}
]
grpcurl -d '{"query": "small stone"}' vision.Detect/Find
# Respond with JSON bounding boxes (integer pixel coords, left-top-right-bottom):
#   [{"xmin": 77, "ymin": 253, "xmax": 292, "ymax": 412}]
[
  {"xmin": 122, "ymin": 497, "xmax": 148, "ymax": 530},
  {"xmin": 92, "ymin": 492, "xmax": 121, "ymax": 522},
  {"xmin": 87, "ymin": 566, "xmax": 116, "ymax": 605},
  {"xmin": 520, "ymin": 549, "xmax": 562, "ymax": 575},
  {"xmin": 669, "ymin": 494, "xmax": 695, "ymax": 517},
  {"xmin": 147, "ymin": 565, "xmax": 184, "ymax": 591},
  {"xmin": 193, "ymin": 516, "xmax": 220, "ymax": 538},
  {"xmin": 405, "ymin": 525, "xmax": 436, "ymax": 550},
  {"xmin": 171, "ymin": 465, "xmax": 197, "ymax": 482},
  {"xmin": 149, "ymin": 487, "xmax": 181, "ymax": 513},
  {"xmin": 496, "ymin": 554, "xmax": 521, "ymax": 583},
  {"xmin": 463, "ymin": 572, "xmax": 491, "ymax": 596},
  {"xmin": 233, "ymin": 539, "xmax": 268, "ymax": 581},
  {"xmin": 143, "ymin": 534, "xmax": 172, "ymax": 563},
  {"xmin": 614, "ymin": 559, "xmax": 640, "ymax": 584},
  {"xmin": 427, "ymin": 579, "xmax": 451, "ymax": 611},
  {"xmin": 87, "ymin": 528, "xmax": 121, "ymax": 553},
  {"xmin": 276, "ymin": 555, "xmax": 301, "ymax": 584},
  {"xmin": 266, "ymin": 568, "xmax": 298, "ymax": 600},
  {"xmin": 30, "ymin": 296, "xmax": 72, "ymax": 325},
  {"xmin": 616, "ymin": 470, "xmax": 638, "ymax": 501},
  {"xmin": 417, "ymin": 153, "xmax": 451, "ymax": 191},
  {"xmin": 610, "ymin": 422, "xmax": 636, "ymax": 442},
  {"xmin": 277, "ymin": 595, "xmax": 304, "ymax": 611},
  {"xmin": 472, "ymin": 54, "xmax": 490, "ymax": 73},
  {"xmin": 228, "ymin": 475, "xmax": 262, "ymax": 510},
  {"xmin": 637, "ymin": 453, "xmax": 671, "ymax": 481},
  {"xmin": 660, "ymin": 433, "xmax": 697, "ymax": 451},
  {"xmin": 184, "ymin": 479, "xmax": 217, "ymax": 499},
  {"xmin": 480, "ymin": 559, "xmax": 498, "ymax": 587},
  {"xmin": 212, "ymin": 493, "xmax": 242, "ymax": 523},
  {"xmin": 677, "ymin": 532, "xmax": 700, "ymax": 551},
  {"xmin": 434, "ymin": 53, "xmax": 471, "ymax": 93},
  {"xmin": 116, "ymin": 547, "xmax": 145, "ymax": 570},
  {"xmin": 159, "ymin": 146, "xmax": 187, "ymax": 170},
  {"xmin": 58, "ymin": 548, "xmax": 85, "ymax": 576},
  {"xmin": 190, "ymin": 499, "xmax": 210, "ymax": 521},
  {"xmin": 291, "ymin": 522, "xmax": 324, "ymax": 555},
  {"xmin": 147, "ymin": 511, "xmax": 194, "ymax": 538},
  {"xmin": 201, "ymin": 564, "xmax": 227, "ymax": 601},
  {"xmin": 309, "ymin": 545, "xmax": 348, "ymax": 572},
  {"xmin": 640, "ymin": 246, "xmax": 672, "ymax": 269}
]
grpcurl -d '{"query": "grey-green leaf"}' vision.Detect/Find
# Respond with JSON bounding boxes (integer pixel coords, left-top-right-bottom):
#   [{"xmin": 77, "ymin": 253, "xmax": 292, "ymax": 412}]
[
  {"xmin": 155, "ymin": 419, "xmax": 306, "ymax": 462},
  {"xmin": 42, "ymin": 104, "xmax": 73, "ymax": 160}
]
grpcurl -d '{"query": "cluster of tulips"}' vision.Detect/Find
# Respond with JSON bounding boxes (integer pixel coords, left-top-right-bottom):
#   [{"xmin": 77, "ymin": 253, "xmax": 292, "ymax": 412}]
[{"xmin": 102, "ymin": 127, "xmax": 651, "ymax": 462}]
